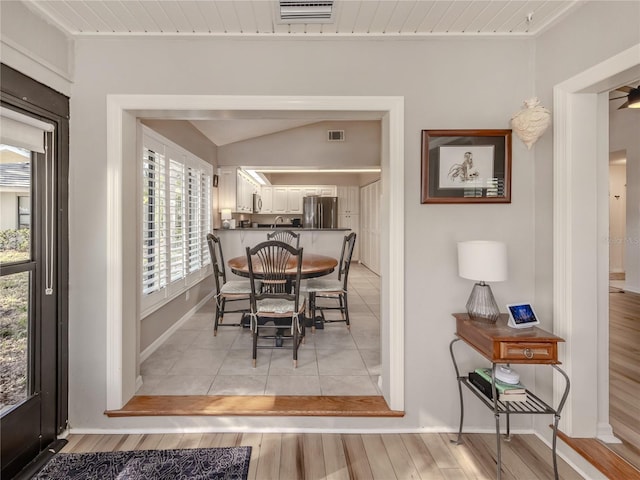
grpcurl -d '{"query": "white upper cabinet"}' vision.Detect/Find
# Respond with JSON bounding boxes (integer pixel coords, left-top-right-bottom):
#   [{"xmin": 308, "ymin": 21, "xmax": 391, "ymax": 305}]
[
  {"xmin": 260, "ymin": 186, "xmax": 273, "ymax": 213},
  {"xmin": 287, "ymin": 187, "xmax": 303, "ymax": 214},
  {"xmin": 272, "ymin": 187, "xmax": 288, "ymax": 213},
  {"xmin": 302, "ymin": 187, "xmax": 318, "ymax": 197},
  {"xmin": 337, "ymin": 185, "xmax": 360, "ymax": 214},
  {"xmin": 218, "ymin": 171, "xmax": 338, "ymax": 215},
  {"xmin": 217, "ymin": 167, "xmax": 259, "ymax": 213},
  {"xmin": 318, "ymin": 186, "xmax": 337, "ymax": 197}
]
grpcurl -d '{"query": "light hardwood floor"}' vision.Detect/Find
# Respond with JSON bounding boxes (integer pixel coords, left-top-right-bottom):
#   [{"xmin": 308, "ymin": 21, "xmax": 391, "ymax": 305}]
[
  {"xmin": 608, "ymin": 288, "xmax": 640, "ymax": 470},
  {"xmin": 60, "ymin": 432, "xmax": 584, "ymax": 479}
]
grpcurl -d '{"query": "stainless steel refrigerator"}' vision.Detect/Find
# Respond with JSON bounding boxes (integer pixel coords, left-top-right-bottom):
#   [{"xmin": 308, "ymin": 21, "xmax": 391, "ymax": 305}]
[{"xmin": 302, "ymin": 196, "xmax": 338, "ymax": 229}]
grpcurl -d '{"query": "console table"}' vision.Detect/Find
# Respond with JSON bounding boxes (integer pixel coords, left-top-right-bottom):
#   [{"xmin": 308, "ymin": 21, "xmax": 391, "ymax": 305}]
[{"xmin": 449, "ymin": 313, "xmax": 570, "ymax": 480}]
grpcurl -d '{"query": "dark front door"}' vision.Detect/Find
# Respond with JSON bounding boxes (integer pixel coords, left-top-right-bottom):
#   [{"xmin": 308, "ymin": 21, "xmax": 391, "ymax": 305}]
[{"xmin": 0, "ymin": 65, "xmax": 69, "ymax": 479}]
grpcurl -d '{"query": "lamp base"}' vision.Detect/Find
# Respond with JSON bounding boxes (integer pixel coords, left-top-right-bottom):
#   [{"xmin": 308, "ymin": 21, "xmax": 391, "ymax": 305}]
[{"xmin": 466, "ymin": 282, "xmax": 500, "ymax": 323}]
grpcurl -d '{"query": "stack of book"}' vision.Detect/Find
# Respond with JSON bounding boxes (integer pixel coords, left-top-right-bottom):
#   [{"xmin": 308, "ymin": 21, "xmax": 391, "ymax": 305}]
[{"xmin": 468, "ymin": 367, "xmax": 528, "ymax": 402}]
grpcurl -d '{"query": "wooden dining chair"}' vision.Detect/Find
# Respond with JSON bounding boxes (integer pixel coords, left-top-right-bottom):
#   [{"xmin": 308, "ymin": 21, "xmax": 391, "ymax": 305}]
[
  {"xmin": 266, "ymin": 229, "xmax": 300, "ymax": 249},
  {"xmin": 246, "ymin": 240, "xmax": 305, "ymax": 367},
  {"xmin": 305, "ymin": 232, "xmax": 357, "ymax": 330},
  {"xmin": 206, "ymin": 233, "xmax": 252, "ymax": 336}
]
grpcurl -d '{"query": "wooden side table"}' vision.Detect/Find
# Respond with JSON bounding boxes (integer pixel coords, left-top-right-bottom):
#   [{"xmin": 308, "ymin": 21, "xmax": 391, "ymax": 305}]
[{"xmin": 449, "ymin": 313, "xmax": 570, "ymax": 480}]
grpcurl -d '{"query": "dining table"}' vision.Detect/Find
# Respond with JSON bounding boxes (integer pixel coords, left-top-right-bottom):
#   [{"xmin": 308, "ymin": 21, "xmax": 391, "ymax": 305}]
[
  {"xmin": 227, "ymin": 252, "xmax": 338, "ymax": 330},
  {"xmin": 227, "ymin": 252, "xmax": 338, "ymax": 279}
]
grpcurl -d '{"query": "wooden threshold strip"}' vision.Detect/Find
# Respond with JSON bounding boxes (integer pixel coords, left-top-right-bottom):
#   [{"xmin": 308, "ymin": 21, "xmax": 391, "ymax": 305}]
[
  {"xmin": 105, "ymin": 395, "xmax": 405, "ymax": 418},
  {"xmin": 557, "ymin": 429, "xmax": 640, "ymax": 480}
]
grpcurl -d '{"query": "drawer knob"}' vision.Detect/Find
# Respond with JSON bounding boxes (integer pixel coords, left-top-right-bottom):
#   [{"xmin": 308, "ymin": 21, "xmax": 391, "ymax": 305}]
[{"xmin": 524, "ymin": 348, "xmax": 534, "ymax": 359}]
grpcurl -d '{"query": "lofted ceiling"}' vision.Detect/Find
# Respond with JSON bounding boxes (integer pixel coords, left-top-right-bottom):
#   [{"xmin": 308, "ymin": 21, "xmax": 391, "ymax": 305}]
[{"xmin": 25, "ymin": 0, "xmax": 581, "ymax": 37}]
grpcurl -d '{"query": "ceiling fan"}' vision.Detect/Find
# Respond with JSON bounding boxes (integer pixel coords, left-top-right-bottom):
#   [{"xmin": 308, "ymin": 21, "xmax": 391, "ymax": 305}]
[{"xmin": 610, "ymin": 84, "xmax": 640, "ymax": 109}]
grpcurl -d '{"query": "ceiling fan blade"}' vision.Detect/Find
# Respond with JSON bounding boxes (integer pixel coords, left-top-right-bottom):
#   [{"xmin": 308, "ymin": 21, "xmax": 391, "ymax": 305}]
[
  {"xmin": 615, "ymin": 86, "xmax": 633, "ymax": 93},
  {"xmin": 609, "ymin": 95, "xmax": 627, "ymax": 101},
  {"xmin": 617, "ymin": 100, "xmax": 630, "ymax": 110}
]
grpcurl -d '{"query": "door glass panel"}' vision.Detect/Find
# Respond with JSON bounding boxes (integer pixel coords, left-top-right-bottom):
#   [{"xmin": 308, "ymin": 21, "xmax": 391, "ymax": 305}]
[
  {"xmin": 0, "ymin": 145, "xmax": 32, "ymax": 264},
  {"xmin": 0, "ymin": 271, "xmax": 31, "ymax": 413}
]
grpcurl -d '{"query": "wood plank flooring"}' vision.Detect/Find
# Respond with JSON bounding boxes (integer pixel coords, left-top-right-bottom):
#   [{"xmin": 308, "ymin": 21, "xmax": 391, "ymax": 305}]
[
  {"xmin": 60, "ymin": 432, "xmax": 584, "ymax": 479},
  {"xmin": 105, "ymin": 395, "xmax": 404, "ymax": 417},
  {"xmin": 609, "ymin": 289, "xmax": 640, "ymax": 469},
  {"xmin": 557, "ymin": 430, "xmax": 640, "ymax": 480}
]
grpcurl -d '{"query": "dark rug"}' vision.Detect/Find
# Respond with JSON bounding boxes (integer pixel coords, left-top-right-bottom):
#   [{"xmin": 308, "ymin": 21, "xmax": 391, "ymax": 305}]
[{"xmin": 33, "ymin": 446, "xmax": 251, "ymax": 480}]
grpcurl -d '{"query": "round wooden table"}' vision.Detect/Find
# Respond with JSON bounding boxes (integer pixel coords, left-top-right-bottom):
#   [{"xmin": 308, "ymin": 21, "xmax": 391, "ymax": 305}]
[{"xmin": 228, "ymin": 253, "xmax": 338, "ymax": 279}]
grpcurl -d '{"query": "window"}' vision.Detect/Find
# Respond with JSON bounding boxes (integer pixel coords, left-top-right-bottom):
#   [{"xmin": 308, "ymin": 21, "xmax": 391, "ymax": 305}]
[
  {"xmin": 17, "ymin": 196, "xmax": 30, "ymax": 229},
  {"xmin": 141, "ymin": 126, "xmax": 212, "ymax": 315}
]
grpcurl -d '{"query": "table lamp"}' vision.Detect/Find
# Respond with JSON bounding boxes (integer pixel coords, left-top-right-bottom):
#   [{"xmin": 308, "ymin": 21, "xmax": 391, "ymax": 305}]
[
  {"xmin": 221, "ymin": 209, "xmax": 232, "ymax": 229},
  {"xmin": 457, "ymin": 240, "xmax": 507, "ymax": 322}
]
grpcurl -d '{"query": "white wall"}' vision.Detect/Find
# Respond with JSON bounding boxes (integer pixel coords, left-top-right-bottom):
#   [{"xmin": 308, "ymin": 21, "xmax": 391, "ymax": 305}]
[
  {"xmin": 6, "ymin": 1, "xmax": 637, "ymax": 440},
  {"xmin": 0, "ymin": 0, "xmax": 73, "ymax": 96},
  {"xmin": 219, "ymin": 120, "xmax": 380, "ymax": 168},
  {"xmin": 67, "ymin": 35, "xmax": 538, "ymax": 431}
]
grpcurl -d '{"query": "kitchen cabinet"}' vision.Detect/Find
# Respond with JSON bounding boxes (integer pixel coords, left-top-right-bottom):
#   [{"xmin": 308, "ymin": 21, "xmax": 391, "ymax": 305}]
[
  {"xmin": 263, "ymin": 185, "xmax": 337, "ymax": 215},
  {"xmin": 337, "ymin": 186, "xmax": 359, "ymax": 215},
  {"xmin": 260, "ymin": 186, "xmax": 273, "ymax": 213},
  {"xmin": 272, "ymin": 187, "xmax": 288, "ymax": 213},
  {"xmin": 360, "ymin": 180, "xmax": 380, "ymax": 274},
  {"xmin": 318, "ymin": 186, "xmax": 337, "ymax": 197},
  {"xmin": 217, "ymin": 167, "xmax": 259, "ymax": 213},
  {"xmin": 302, "ymin": 187, "xmax": 318, "ymax": 197},
  {"xmin": 287, "ymin": 187, "xmax": 303, "ymax": 214},
  {"xmin": 236, "ymin": 169, "xmax": 260, "ymax": 213}
]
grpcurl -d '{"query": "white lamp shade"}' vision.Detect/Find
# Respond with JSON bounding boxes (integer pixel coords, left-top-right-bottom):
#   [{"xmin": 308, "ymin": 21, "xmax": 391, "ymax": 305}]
[
  {"xmin": 221, "ymin": 209, "xmax": 232, "ymax": 220},
  {"xmin": 457, "ymin": 240, "xmax": 507, "ymax": 282}
]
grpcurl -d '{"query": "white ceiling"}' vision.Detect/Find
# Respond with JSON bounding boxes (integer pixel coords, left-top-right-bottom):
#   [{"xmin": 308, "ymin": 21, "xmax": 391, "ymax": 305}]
[
  {"xmin": 23, "ymin": 1, "xmax": 584, "ymax": 145},
  {"xmin": 25, "ymin": 0, "xmax": 581, "ymax": 37}
]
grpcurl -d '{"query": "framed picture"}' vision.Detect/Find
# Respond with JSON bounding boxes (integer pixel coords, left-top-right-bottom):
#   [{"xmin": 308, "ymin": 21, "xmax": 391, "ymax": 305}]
[{"xmin": 421, "ymin": 129, "xmax": 512, "ymax": 203}]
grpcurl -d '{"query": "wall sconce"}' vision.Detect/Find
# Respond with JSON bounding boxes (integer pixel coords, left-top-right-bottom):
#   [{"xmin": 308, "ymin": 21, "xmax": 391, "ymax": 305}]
[{"xmin": 510, "ymin": 97, "xmax": 551, "ymax": 149}]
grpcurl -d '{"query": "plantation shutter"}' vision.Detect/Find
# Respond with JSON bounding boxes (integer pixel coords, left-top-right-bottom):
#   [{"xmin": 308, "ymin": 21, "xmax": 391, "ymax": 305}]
[
  {"xmin": 142, "ymin": 141, "xmax": 167, "ymax": 295},
  {"xmin": 140, "ymin": 126, "xmax": 213, "ymax": 314},
  {"xmin": 169, "ymin": 156, "xmax": 186, "ymax": 283}
]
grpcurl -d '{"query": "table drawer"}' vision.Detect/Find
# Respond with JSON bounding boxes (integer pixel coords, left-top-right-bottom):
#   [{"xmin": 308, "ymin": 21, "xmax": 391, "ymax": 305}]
[{"xmin": 499, "ymin": 342, "xmax": 557, "ymax": 362}]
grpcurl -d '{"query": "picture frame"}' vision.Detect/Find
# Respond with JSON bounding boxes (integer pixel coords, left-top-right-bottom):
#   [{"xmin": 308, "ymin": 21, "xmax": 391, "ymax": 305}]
[{"xmin": 421, "ymin": 129, "xmax": 512, "ymax": 203}]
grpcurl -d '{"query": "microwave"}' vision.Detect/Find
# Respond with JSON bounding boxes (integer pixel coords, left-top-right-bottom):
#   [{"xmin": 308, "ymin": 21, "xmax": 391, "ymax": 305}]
[{"xmin": 252, "ymin": 193, "xmax": 262, "ymax": 213}]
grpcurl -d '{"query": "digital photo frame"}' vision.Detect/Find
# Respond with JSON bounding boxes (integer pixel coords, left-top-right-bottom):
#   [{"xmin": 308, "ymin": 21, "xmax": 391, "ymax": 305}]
[{"xmin": 506, "ymin": 303, "xmax": 540, "ymax": 329}]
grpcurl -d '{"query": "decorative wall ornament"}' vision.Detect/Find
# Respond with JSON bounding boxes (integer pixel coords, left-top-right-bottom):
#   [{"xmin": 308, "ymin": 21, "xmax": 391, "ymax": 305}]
[{"xmin": 510, "ymin": 97, "xmax": 551, "ymax": 149}]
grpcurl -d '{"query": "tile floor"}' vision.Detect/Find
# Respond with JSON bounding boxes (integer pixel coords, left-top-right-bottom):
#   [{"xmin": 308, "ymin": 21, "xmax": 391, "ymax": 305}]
[{"xmin": 137, "ymin": 263, "xmax": 381, "ymax": 396}]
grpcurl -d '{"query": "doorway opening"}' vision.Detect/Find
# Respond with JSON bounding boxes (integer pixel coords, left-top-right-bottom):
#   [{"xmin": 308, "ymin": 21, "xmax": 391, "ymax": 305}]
[
  {"xmin": 105, "ymin": 95, "xmax": 405, "ymax": 415},
  {"xmin": 553, "ymin": 44, "xmax": 639, "ymax": 442}
]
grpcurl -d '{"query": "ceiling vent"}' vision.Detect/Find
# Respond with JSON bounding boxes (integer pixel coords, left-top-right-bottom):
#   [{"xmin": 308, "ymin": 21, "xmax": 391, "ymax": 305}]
[
  {"xmin": 278, "ymin": 1, "xmax": 334, "ymax": 24},
  {"xmin": 327, "ymin": 130, "xmax": 345, "ymax": 141}
]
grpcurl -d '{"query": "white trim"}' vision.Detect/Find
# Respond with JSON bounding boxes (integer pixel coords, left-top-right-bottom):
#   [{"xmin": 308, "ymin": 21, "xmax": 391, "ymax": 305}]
[
  {"xmin": 106, "ymin": 98, "xmax": 124, "ymax": 410},
  {"xmin": 553, "ymin": 43, "xmax": 640, "ymax": 437},
  {"xmin": 107, "ymin": 95, "xmax": 405, "ymax": 412},
  {"xmin": 0, "ymin": 38, "xmax": 72, "ymax": 97}
]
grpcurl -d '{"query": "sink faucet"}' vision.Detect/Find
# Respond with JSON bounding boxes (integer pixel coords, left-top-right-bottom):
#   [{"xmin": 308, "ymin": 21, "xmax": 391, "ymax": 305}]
[{"xmin": 275, "ymin": 216, "xmax": 285, "ymax": 225}]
